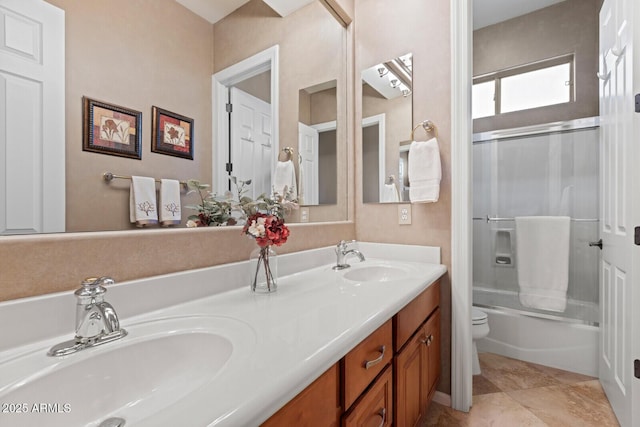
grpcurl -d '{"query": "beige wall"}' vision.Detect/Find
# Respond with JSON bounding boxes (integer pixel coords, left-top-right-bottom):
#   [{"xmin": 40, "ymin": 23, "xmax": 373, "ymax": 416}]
[
  {"xmin": 0, "ymin": 222, "xmax": 355, "ymax": 302},
  {"xmin": 214, "ymin": 0, "xmax": 348, "ymax": 223},
  {"xmin": 473, "ymin": 0, "xmax": 599, "ymax": 132},
  {"xmin": 355, "ymin": 0, "xmax": 452, "ymax": 394},
  {"xmin": 45, "ymin": 0, "xmax": 214, "ymax": 232},
  {"xmin": 235, "ymin": 70, "xmax": 272, "ymax": 103}
]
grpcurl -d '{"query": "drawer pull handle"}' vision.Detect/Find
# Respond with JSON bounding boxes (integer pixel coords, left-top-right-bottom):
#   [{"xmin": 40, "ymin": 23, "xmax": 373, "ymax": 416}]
[
  {"xmin": 374, "ymin": 408, "xmax": 386, "ymax": 427},
  {"xmin": 364, "ymin": 345, "xmax": 386, "ymax": 369},
  {"xmin": 420, "ymin": 335, "xmax": 434, "ymax": 346}
]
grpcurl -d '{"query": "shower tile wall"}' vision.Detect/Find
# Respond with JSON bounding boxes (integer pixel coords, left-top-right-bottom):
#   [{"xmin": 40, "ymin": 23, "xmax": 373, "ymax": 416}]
[{"xmin": 473, "ymin": 128, "xmax": 600, "ymax": 307}]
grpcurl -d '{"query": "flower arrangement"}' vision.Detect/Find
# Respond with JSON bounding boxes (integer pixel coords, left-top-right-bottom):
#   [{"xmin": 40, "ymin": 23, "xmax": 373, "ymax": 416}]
[
  {"xmin": 185, "ymin": 176, "xmax": 297, "ymax": 293},
  {"xmin": 185, "ymin": 177, "xmax": 298, "ymax": 227},
  {"xmin": 243, "ymin": 212, "xmax": 290, "ymax": 248},
  {"xmin": 184, "ymin": 179, "xmax": 235, "ymax": 227},
  {"xmin": 243, "ymin": 212, "xmax": 289, "ymax": 293}
]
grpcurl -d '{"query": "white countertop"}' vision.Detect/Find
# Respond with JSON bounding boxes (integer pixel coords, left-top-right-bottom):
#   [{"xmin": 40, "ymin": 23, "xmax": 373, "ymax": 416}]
[{"xmin": 0, "ymin": 243, "xmax": 446, "ymax": 426}]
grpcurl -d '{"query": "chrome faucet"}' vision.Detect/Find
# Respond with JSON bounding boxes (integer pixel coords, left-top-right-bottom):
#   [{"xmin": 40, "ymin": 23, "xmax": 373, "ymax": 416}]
[
  {"xmin": 48, "ymin": 277, "xmax": 127, "ymax": 357},
  {"xmin": 333, "ymin": 240, "xmax": 366, "ymax": 270}
]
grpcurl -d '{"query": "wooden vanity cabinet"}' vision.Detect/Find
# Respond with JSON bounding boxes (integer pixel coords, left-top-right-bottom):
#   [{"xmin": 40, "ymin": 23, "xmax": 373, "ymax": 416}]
[
  {"xmin": 262, "ymin": 280, "xmax": 441, "ymax": 427},
  {"xmin": 261, "ymin": 363, "xmax": 341, "ymax": 427},
  {"xmin": 394, "ymin": 308, "xmax": 440, "ymax": 427},
  {"xmin": 394, "ymin": 281, "xmax": 441, "ymax": 427}
]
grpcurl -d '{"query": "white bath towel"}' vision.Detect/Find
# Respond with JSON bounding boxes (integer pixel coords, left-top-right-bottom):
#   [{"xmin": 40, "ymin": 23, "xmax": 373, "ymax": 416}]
[
  {"xmin": 381, "ymin": 183, "xmax": 400, "ymax": 203},
  {"xmin": 408, "ymin": 137, "xmax": 442, "ymax": 203},
  {"xmin": 515, "ymin": 216, "xmax": 570, "ymax": 312},
  {"xmin": 273, "ymin": 160, "xmax": 297, "ymax": 199},
  {"xmin": 129, "ymin": 176, "xmax": 158, "ymax": 227},
  {"xmin": 159, "ymin": 179, "xmax": 181, "ymax": 227}
]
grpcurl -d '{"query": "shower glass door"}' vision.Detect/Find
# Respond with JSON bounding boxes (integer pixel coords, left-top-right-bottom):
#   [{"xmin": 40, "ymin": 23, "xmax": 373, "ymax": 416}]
[{"xmin": 472, "ymin": 119, "xmax": 600, "ymax": 325}]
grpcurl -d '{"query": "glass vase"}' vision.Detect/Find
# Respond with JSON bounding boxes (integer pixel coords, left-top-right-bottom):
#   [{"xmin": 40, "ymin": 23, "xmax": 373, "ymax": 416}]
[{"xmin": 249, "ymin": 245, "xmax": 278, "ymax": 293}]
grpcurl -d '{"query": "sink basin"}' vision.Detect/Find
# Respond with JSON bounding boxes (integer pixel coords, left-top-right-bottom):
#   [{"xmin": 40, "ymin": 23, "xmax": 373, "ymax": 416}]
[
  {"xmin": 0, "ymin": 315, "xmax": 255, "ymax": 427},
  {"xmin": 343, "ymin": 265, "xmax": 410, "ymax": 282}
]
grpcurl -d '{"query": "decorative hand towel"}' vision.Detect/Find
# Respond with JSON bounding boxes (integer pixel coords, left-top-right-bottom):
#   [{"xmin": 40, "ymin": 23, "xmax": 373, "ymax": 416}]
[
  {"xmin": 159, "ymin": 179, "xmax": 181, "ymax": 227},
  {"xmin": 515, "ymin": 216, "xmax": 570, "ymax": 312},
  {"xmin": 129, "ymin": 176, "xmax": 158, "ymax": 227},
  {"xmin": 408, "ymin": 137, "xmax": 441, "ymax": 203},
  {"xmin": 273, "ymin": 160, "xmax": 297, "ymax": 199},
  {"xmin": 381, "ymin": 183, "xmax": 400, "ymax": 203}
]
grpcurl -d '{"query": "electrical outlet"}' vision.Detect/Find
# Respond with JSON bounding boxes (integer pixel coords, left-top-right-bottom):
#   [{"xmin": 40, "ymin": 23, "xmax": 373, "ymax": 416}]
[
  {"xmin": 300, "ymin": 207, "xmax": 309, "ymax": 223},
  {"xmin": 398, "ymin": 204, "xmax": 411, "ymax": 225}
]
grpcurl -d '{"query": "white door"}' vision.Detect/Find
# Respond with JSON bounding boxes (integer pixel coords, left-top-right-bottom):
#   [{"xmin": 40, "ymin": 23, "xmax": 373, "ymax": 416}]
[
  {"xmin": 298, "ymin": 122, "xmax": 319, "ymax": 205},
  {"xmin": 229, "ymin": 87, "xmax": 272, "ymax": 199},
  {"xmin": 598, "ymin": 0, "xmax": 639, "ymax": 425},
  {"xmin": 362, "ymin": 114, "xmax": 386, "ymax": 202},
  {"xmin": 0, "ymin": 0, "xmax": 65, "ymax": 234}
]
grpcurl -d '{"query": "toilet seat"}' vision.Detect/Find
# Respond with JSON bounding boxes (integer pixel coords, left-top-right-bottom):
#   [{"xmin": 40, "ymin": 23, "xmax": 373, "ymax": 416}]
[{"xmin": 472, "ymin": 307, "xmax": 488, "ymax": 325}]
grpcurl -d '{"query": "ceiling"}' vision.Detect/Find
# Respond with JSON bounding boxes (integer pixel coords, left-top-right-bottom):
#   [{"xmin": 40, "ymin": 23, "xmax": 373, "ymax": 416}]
[
  {"xmin": 176, "ymin": 0, "xmax": 566, "ymax": 30},
  {"xmin": 175, "ymin": 0, "xmax": 315, "ymax": 24},
  {"xmin": 473, "ymin": 0, "xmax": 566, "ymax": 30}
]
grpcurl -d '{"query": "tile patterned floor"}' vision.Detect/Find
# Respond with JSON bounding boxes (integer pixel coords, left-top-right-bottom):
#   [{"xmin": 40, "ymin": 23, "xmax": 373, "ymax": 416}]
[{"xmin": 423, "ymin": 352, "xmax": 620, "ymax": 427}]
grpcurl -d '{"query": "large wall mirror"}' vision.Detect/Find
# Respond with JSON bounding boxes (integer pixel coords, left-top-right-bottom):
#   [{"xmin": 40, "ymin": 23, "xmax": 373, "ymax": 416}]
[
  {"xmin": 361, "ymin": 53, "xmax": 413, "ymax": 204},
  {"xmin": 212, "ymin": 0, "xmax": 347, "ymax": 223},
  {"xmin": 0, "ymin": 0, "xmax": 347, "ymax": 235}
]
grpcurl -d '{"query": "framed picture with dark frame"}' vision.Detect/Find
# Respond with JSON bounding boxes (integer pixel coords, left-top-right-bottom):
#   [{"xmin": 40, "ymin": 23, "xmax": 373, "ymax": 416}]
[
  {"xmin": 151, "ymin": 106, "xmax": 194, "ymax": 160},
  {"xmin": 82, "ymin": 97, "xmax": 142, "ymax": 159}
]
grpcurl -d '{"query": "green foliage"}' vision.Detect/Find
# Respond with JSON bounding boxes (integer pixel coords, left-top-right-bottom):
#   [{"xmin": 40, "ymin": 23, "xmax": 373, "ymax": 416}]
[{"xmin": 185, "ymin": 177, "xmax": 298, "ymax": 226}]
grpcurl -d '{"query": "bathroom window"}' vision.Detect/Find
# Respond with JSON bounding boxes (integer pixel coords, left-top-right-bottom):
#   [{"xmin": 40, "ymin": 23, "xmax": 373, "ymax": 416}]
[{"xmin": 472, "ymin": 56, "xmax": 574, "ymax": 119}]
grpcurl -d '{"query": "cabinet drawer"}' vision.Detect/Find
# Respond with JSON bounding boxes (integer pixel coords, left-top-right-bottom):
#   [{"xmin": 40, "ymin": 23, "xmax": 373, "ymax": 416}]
[
  {"xmin": 343, "ymin": 365, "xmax": 393, "ymax": 427},
  {"xmin": 394, "ymin": 280, "xmax": 440, "ymax": 352},
  {"xmin": 343, "ymin": 319, "xmax": 393, "ymax": 409}
]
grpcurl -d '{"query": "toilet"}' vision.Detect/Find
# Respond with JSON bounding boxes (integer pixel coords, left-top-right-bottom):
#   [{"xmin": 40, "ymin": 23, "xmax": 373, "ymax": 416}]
[{"xmin": 472, "ymin": 307, "xmax": 489, "ymax": 375}]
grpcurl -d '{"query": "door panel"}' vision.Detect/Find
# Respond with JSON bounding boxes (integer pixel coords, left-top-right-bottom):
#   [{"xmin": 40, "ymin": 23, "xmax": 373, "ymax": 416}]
[
  {"xmin": 598, "ymin": 0, "xmax": 636, "ymax": 424},
  {"xmin": 298, "ymin": 122, "xmax": 318, "ymax": 205},
  {"xmin": 230, "ymin": 87, "xmax": 272, "ymax": 199},
  {"xmin": 0, "ymin": 0, "xmax": 64, "ymax": 234}
]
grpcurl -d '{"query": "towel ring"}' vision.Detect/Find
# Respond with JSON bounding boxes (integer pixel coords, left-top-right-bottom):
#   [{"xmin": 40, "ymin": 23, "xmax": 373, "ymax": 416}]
[
  {"xmin": 411, "ymin": 120, "xmax": 438, "ymax": 140},
  {"xmin": 279, "ymin": 147, "xmax": 294, "ymax": 162}
]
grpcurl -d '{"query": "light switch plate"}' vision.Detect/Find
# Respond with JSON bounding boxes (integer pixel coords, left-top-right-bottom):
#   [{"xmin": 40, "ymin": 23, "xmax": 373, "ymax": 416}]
[
  {"xmin": 398, "ymin": 204, "xmax": 412, "ymax": 225},
  {"xmin": 300, "ymin": 207, "xmax": 309, "ymax": 223}
]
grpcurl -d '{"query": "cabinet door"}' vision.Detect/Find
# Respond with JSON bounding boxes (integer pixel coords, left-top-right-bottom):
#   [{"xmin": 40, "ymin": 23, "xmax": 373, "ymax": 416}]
[
  {"xmin": 394, "ymin": 329, "xmax": 428, "ymax": 427},
  {"xmin": 261, "ymin": 363, "xmax": 341, "ymax": 427},
  {"xmin": 343, "ymin": 365, "xmax": 393, "ymax": 427},
  {"xmin": 425, "ymin": 308, "xmax": 441, "ymax": 399}
]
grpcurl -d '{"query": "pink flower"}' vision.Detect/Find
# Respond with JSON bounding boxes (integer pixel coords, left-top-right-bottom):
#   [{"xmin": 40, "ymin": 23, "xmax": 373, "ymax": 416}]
[{"xmin": 243, "ymin": 213, "xmax": 289, "ymax": 248}]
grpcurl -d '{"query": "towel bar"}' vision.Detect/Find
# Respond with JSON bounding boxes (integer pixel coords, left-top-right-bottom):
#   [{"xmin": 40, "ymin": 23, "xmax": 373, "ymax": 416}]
[
  {"xmin": 472, "ymin": 216, "xmax": 599, "ymax": 223},
  {"xmin": 103, "ymin": 172, "xmax": 187, "ymax": 188}
]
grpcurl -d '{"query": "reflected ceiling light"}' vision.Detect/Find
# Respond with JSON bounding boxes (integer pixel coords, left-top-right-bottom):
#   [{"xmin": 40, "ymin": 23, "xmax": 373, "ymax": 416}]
[
  {"xmin": 389, "ymin": 78, "xmax": 400, "ymax": 88},
  {"xmin": 377, "ymin": 66, "xmax": 388, "ymax": 78},
  {"xmin": 399, "ymin": 54, "xmax": 413, "ymax": 69}
]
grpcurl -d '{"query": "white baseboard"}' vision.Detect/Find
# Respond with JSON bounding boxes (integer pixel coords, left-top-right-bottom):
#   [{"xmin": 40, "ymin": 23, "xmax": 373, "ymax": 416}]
[{"xmin": 432, "ymin": 391, "xmax": 452, "ymax": 407}]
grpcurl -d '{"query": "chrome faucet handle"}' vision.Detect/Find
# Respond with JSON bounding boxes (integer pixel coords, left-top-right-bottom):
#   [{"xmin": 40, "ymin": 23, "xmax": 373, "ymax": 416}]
[
  {"xmin": 75, "ymin": 276, "xmax": 114, "ymax": 299},
  {"xmin": 337, "ymin": 240, "xmax": 356, "ymax": 252},
  {"xmin": 82, "ymin": 276, "xmax": 115, "ymax": 288}
]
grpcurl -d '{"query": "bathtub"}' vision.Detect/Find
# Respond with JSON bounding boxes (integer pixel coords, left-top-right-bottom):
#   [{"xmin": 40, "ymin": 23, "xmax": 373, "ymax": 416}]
[{"xmin": 474, "ymin": 288, "xmax": 599, "ymax": 377}]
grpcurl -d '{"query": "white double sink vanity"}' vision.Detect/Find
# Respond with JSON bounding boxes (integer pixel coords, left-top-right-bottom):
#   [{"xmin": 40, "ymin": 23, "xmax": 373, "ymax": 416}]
[{"xmin": 0, "ymin": 242, "xmax": 445, "ymax": 427}]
